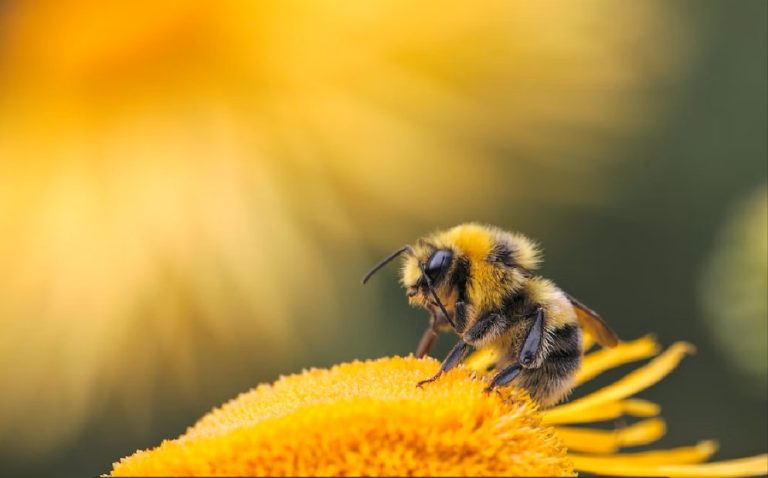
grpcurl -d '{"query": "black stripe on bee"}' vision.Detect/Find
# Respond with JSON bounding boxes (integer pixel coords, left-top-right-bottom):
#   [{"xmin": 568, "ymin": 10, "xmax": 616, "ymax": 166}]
[
  {"xmin": 516, "ymin": 324, "xmax": 582, "ymax": 405},
  {"xmin": 501, "ymin": 290, "xmax": 537, "ymax": 317},
  {"xmin": 547, "ymin": 324, "xmax": 582, "ymax": 362},
  {"xmin": 450, "ymin": 256, "xmax": 471, "ymax": 302},
  {"xmin": 453, "ymin": 301, "xmax": 468, "ymax": 333},
  {"xmin": 488, "ymin": 242, "xmax": 515, "ymax": 267}
]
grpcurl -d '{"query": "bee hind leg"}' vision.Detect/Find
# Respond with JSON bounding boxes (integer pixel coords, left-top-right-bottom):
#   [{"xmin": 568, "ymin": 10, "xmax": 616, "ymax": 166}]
[
  {"xmin": 516, "ymin": 325, "xmax": 582, "ymax": 407},
  {"xmin": 416, "ymin": 339, "xmax": 469, "ymax": 388},
  {"xmin": 483, "ymin": 308, "xmax": 541, "ymax": 393},
  {"xmin": 519, "ymin": 308, "xmax": 544, "ymax": 367},
  {"xmin": 484, "ymin": 363, "xmax": 522, "ymax": 393}
]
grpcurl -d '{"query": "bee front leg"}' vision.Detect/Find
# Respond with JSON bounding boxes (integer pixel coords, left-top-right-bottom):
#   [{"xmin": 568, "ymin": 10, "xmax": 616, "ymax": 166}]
[{"xmin": 416, "ymin": 339, "xmax": 470, "ymax": 388}]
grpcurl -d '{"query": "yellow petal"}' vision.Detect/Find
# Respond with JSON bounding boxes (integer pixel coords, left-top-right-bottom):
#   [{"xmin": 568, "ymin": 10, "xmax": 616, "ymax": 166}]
[
  {"xmin": 544, "ymin": 342, "xmax": 694, "ymax": 423},
  {"xmin": 556, "ymin": 418, "xmax": 666, "ymax": 453},
  {"xmin": 570, "ymin": 440, "xmax": 718, "ymax": 466},
  {"xmin": 575, "ymin": 335, "xmax": 661, "ymax": 386},
  {"xmin": 581, "ymin": 332, "xmax": 595, "ymax": 353},
  {"xmin": 570, "ymin": 452, "xmax": 768, "ymax": 477},
  {"xmin": 543, "ymin": 399, "xmax": 660, "ymax": 425}
]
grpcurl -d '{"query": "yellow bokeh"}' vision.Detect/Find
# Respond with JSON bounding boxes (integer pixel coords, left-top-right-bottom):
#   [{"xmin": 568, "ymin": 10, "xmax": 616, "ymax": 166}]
[
  {"xmin": 700, "ymin": 185, "xmax": 768, "ymax": 393},
  {"xmin": 0, "ymin": 0, "xmax": 693, "ymax": 455}
]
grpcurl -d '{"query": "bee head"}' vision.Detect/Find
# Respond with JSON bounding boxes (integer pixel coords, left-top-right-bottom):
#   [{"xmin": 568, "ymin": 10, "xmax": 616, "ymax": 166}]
[{"xmin": 362, "ymin": 243, "xmax": 457, "ymax": 330}]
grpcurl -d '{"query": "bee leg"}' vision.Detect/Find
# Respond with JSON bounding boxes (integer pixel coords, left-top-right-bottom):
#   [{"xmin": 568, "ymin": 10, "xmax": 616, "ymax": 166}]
[
  {"xmin": 415, "ymin": 326, "xmax": 438, "ymax": 359},
  {"xmin": 416, "ymin": 339, "xmax": 470, "ymax": 388},
  {"xmin": 416, "ymin": 301, "xmax": 465, "ymax": 357},
  {"xmin": 519, "ymin": 308, "xmax": 544, "ymax": 368},
  {"xmin": 454, "ymin": 301, "xmax": 467, "ymax": 333},
  {"xmin": 484, "ymin": 363, "xmax": 522, "ymax": 393},
  {"xmin": 416, "ymin": 315, "xmax": 439, "ymax": 358},
  {"xmin": 463, "ymin": 311, "xmax": 511, "ymax": 344},
  {"xmin": 516, "ymin": 325, "xmax": 582, "ymax": 407}
]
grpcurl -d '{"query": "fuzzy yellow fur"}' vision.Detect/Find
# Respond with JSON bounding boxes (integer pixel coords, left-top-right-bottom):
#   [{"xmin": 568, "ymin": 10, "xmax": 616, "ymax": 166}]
[
  {"xmin": 435, "ymin": 223, "xmax": 542, "ymax": 271},
  {"xmin": 498, "ymin": 230, "xmax": 542, "ymax": 271},
  {"xmin": 524, "ymin": 277, "xmax": 578, "ymax": 329},
  {"xmin": 436, "ymin": 223, "xmax": 495, "ymax": 262},
  {"xmin": 401, "ymin": 224, "xmax": 545, "ymax": 314},
  {"xmin": 400, "ymin": 256, "xmax": 422, "ymax": 288},
  {"xmin": 444, "ymin": 225, "xmax": 506, "ymax": 312},
  {"xmin": 399, "ymin": 224, "xmax": 580, "ymax": 326}
]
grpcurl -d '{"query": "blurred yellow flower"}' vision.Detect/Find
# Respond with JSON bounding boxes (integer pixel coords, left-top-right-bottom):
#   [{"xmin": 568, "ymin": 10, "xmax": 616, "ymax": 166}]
[
  {"xmin": 0, "ymin": 0, "xmax": 693, "ymax": 455},
  {"xmin": 109, "ymin": 340, "xmax": 768, "ymax": 477},
  {"xmin": 700, "ymin": 185, "xmax": 768, "ymax": 394}
]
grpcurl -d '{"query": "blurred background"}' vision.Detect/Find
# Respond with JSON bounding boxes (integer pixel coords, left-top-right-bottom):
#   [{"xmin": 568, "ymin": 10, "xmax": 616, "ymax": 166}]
[{"xmin": 0, "ymin": 0, "xmax": 765, "ymax": 476}]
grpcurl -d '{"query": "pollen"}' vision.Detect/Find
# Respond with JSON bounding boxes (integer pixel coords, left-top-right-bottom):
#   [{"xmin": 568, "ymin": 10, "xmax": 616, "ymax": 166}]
[
  {"xmin": 108, "ymin": 339, "xmax": 768, "ymax": 477},
  {"xmin": 109, "ymin": 356, "xmax": 573, "ymax": 476}
]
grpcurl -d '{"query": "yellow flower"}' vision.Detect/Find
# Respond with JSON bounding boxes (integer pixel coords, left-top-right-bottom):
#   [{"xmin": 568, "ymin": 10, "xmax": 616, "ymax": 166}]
[
  {"xmin": 700, "ymin": 185, "xmax": 768, "ymax": 393},
  {"xmin": 109, "ymin": 336, "xmax": 767, "ymax": 477}
]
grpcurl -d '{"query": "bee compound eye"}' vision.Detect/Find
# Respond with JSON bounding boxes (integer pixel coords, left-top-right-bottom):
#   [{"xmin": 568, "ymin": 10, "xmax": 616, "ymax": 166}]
[{"xmin": 425, "ymin": 249, "xmax": 452, "ymax": 280}]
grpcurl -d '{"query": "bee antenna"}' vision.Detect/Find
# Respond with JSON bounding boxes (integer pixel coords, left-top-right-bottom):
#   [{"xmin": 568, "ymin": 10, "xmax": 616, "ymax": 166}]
[
  {"xmin": 420, "ymin": 265, "xmax": 457, "ymax": 330},
  {"xmin": 361, "ymin": 245, "xmax": 414, "ymax": 284}
]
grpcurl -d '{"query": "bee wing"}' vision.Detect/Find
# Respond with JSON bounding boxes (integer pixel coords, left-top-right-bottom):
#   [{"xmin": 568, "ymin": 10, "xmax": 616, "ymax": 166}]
[
  {"xmin": 516, "ymin": 266, "xmax": 619, "ymax": 347},
  {"xmin": 564, "ymin": 292, "xmax": 619, "ymax": 348}
]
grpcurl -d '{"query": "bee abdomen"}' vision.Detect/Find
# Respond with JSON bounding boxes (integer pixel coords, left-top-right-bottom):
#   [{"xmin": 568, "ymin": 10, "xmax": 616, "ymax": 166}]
[
  {"xmin": 518, "ymin": 324, "xmax": 582, "ymax": 407},
  {"xmin": 547, "ymin": 323, "xmax": 582, "ymax": 360}
]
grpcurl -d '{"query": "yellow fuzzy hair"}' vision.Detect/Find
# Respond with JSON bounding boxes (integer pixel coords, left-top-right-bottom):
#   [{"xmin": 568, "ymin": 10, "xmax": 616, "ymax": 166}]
[
  {"xmin": 399, "ymin": 224, "xmax": 542, "ymax": 284},
  {"xmin": 524, "ymin": 277, "xmax": 577, "ymax": 329},
  {"xmin": 399, "ymin": 224, "xmax": 543, "ymax": 313},
  {"xmin": 399, "ymin": 224, "xmax": 493, "ymax": 288},
  {"xmin": 502, "ymin": 230, "xmax": 542, "ymax": 271},
  {"xmin": 434, "ymin": 223, "xmax": 495, "ymax": 262},
  {"xmin": 435, "ymin": 223, "xmax": 541, "ymax": 268}
]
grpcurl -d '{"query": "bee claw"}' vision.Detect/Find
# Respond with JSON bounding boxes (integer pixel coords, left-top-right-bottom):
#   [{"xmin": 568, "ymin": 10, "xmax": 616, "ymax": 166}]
[
  {"xmin": 417, "ymin": 340, "xmax": 469, "ymax": 389},
  {"xmin": 416, "ymin": 373, "xmax": 442, "ymax": 388},
  {"xmin": 485, "ymin": 363, "xmax": 522, "ymax": 393}
]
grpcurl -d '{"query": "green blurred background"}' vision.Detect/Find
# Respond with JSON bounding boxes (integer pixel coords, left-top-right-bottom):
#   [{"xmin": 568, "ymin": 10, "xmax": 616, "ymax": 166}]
[{"xmin": 0, "ymin": 1, "xmax": 765, "ymax": 476}]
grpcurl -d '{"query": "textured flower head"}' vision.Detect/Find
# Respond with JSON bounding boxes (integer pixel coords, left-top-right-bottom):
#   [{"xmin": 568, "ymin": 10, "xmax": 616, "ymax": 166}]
[
  {"xmin": 109, "ymin": 338, "xmax": 768, "ymax": 477},
  {"xmin": 111, "ymin": 357, "xmax": 571, "ymax": 476}
]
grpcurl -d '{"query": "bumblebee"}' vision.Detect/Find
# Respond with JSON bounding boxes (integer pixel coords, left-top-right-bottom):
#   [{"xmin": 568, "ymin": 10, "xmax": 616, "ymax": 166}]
[{"xmin": 362, "ymin": 223, "xmax": 618, "ymax": 407}]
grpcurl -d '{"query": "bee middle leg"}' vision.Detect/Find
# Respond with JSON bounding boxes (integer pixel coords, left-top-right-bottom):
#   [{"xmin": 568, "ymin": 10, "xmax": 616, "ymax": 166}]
[
  {"xmin": 415, "ymin": 321, "xmax": 439, "ymax": 359},
  {"xmin": 416, "ymin": 339, "xmax": 470, "ymax": 388},
  {"xmin": 415, "ymin": 310, "xmax": 452, "ymax": 358}
]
